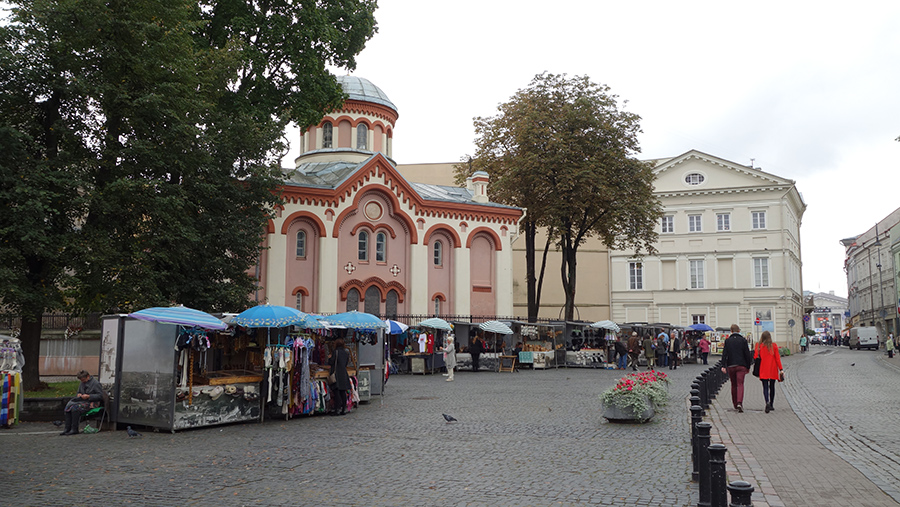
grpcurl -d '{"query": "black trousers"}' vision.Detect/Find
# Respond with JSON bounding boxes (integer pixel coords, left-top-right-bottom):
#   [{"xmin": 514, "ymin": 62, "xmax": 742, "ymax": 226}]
[{"xmin": 472, "ymin": 354, "xmax": 480, "ymax": 371}]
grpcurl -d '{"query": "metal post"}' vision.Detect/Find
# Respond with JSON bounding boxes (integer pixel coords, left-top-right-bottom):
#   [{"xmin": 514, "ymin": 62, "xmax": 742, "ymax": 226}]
[
  {"xmin": 709, "ymin": 443, "xmax": 727, "ymax": 507},
  {"xmin": 690, "ymin": 404, "xmax": 703, "ymax": 481},
  {"xmin": 698, "ymin": 372, "xmax": 709, "ymax": 408},
  {"xmin": 727, "ymin": 480, "xmax": 754, "ymax": 507},
  {"xmin": 697, "ymin": 422, "xmax": 712, "ymax": 507}
]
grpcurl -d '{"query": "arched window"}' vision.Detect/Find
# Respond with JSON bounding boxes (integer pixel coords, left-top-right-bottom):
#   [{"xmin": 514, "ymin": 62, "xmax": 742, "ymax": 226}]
[
  {"xmin": 364, "ymin": 286, "xmax": 381, "ymax": 315},
  {"xmin": 322, "ymin": 122, "xmax": 333, "ymax": 148},
  {"xmin": 433, "ymin": 240, "xmax": 443, "ymax": 267},
  {"xmin": 296, "ymin": 230, "xmax": 306, "ymax": 258},
  {"xmin": 375, "ymin": 232, "xmax": 386, "ymax": 262},
  {"xmin": 356, "ymin": 123, "xmax": 368, "ymax": 150},
  {"xmin": 358, "ymin": 230, "xmax": 368, "ymax": 261},
  {"xmin": 433, "ymin": 296, "xmax": 442, "ymax": 316},
  {"xmin": 386, "ymin": 290, "xmax": 399, "ymax": 318},
  {"xmin": 295, "ymin": 293, "xmax": 303, "ymax": 311},
  {"xmin": 346, "ymin": 288, "xmax": 360, "ymax": 312}
]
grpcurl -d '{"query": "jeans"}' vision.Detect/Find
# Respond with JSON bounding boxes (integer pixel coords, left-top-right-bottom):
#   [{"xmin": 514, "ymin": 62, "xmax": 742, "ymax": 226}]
[
  {"xmin": 617, "ymin": 354, "xmax": 627, "ymax": 369},
  {"xmin": 727, "ymin": 365, "xmax": 749, "ymax": 408},
  {"xmin": 701, "ymin": 352, "xmax": 709, "ymax": 365},
  {"xmin": 761, "ymin": 378, "xmax": 776, "ymax": 405}
]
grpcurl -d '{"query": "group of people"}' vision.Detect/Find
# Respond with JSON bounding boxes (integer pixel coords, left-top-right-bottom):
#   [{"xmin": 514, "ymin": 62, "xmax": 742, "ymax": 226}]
[
  {"xmin": 613, "ymin": 331, "xmax": 711, "ymax": 371},
  {"xmin": 720, "ymin": 324, "xmax": 784, "ymax": 413}
]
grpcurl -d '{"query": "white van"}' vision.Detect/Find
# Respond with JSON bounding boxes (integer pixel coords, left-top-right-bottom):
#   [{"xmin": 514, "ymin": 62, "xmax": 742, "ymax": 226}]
[{"xmin": 849, "ymin": 327, "xmax": 879, "ymax": 350}]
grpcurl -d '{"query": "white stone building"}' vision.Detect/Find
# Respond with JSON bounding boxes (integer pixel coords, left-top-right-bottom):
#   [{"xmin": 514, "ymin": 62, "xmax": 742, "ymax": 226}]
[{"xmin": 609, "ymin": 150, "xmax": 806, "ymax": 349}]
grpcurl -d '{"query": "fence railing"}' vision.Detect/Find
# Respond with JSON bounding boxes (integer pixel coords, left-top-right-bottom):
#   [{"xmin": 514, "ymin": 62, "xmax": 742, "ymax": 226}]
[{"xmin": 0, "ymin": 313, "xmax": 102, "ymax": 332}]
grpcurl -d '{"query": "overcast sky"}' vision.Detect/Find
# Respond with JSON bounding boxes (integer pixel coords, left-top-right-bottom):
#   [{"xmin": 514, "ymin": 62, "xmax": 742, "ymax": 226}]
[{"xmin": 284, "ymin": 0, "xmax": 900, "ymax": 298}]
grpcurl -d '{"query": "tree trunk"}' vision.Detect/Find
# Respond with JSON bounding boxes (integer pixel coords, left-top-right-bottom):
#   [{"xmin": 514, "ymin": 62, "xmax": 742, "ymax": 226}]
[
  {"xmin": 19, "ymin": 314, "xmax": 43, "ymax": 391},
  {"xmin": 560, "ymin": 235, "xmax": 578, "ymax": 321},
  {"xmin": 525, "ymin": 221, "xmax": 537, "ymax": 322}
]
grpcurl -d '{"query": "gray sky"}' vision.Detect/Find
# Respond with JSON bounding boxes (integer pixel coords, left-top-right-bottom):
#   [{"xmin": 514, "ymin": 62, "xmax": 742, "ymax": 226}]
[{"xmin": 284, "ymin": 0, "xmax": 900, "ymax": 298}]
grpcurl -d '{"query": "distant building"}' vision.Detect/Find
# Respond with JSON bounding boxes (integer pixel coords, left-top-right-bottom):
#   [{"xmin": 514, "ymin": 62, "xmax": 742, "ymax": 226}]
[
  {"xmin": 842, "ymin": 207, "xmax": 900, "ymax": 338},
  {"xmin": 804, "ymin": 290, "xmax": 849, "ymax": 337}
]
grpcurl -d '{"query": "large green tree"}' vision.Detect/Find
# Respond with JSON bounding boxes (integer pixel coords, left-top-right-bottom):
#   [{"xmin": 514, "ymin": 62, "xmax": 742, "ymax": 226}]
[
  {"xmin": 0, "ymin": 0, "xmax": 377, "ymax": 389},
  {"xmin": 457, "ymin": 72, "xmax": 661, "ymax": 321}
]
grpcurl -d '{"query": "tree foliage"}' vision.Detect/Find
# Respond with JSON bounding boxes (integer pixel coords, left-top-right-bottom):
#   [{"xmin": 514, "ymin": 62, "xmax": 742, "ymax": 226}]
[
  {"xmin": 0, "ymin": 0, "xmax": 377, "ymax": 388},
  {"xmin": 457, "ymin": 72, "xmax": 662, "ymax": 321}
]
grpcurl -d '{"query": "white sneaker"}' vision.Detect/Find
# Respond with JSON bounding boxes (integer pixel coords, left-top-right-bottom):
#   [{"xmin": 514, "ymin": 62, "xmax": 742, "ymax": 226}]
[
  {"xmin": 442, "ymin": 373, "xmax": 449, "ymax": 376},
  {"xmin": 446, "ymin": 378, "xmax": 453, "ymax": 381}
]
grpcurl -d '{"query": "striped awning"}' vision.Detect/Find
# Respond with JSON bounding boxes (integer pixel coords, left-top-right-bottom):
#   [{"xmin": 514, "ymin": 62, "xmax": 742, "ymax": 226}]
[{"xmin": 479, "ymin": 320, "xmax": 513, "ymax": 335}]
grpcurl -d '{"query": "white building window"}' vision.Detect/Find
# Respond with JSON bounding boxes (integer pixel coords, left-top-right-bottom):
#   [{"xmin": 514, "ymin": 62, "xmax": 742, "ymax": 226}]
[
  {"xmin": 358, "ymin": 230, "xmax": 368, "ymax": 261},
  {"xmin": 296, "ymin": 230, "xmax": 306, "ymax": 258},
  {"xmin": 752, "ymin": 211, "xmax": 767, "ymax": 229},
  {"xmin": 433, "ymin": 240, "xmax": 443, "ymax": 266},
  {"xmin": 692, "ymin": 314, "xmax": 706, "ymax": 325},
  {"xmin": 754, "ymin": 258, "xmax": 770, "ymax": 287},
  {"xmin": 295, "ymin": 293, "xmax": 303, "ymax": 311},
  {"xmin": 375, "ymin": 232, "xmax": 387, "ymax": 262},
  {"xmin": 688, "ymin": 214, "xmax": 702, "ymax": 233},
  {"xmin": 690, "ymin": 260, "xmax": 705, "ymax": 289},
  {"xmin": 356, "ymin": 123, "xmax": 368, "ymax": 150},
  {"xmin": 629, "ymin": 262, "xmax": 643, "ymax": 290},
  {"xmin": 434, "ymin": 297, "xmax": 442, "ymax": 315},
  {"xmin": 716, "ymin": 213, "xmax": 730, "ymax": 231},
  {"xmin": 685, "ymin": 173, "xmax": 705, "ymax": 185},
  {"xmin": 322, "ymin": 122, "xmax": 333, "ymax": 148},
  {"xmin": 661, "ymin": 215, "xmax": 674, "ymax": 233}
]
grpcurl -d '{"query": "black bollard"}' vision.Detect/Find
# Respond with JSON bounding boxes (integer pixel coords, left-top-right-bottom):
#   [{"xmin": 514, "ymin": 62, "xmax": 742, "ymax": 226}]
[
  {"xmin": 699, "ymin": 372, "xmax": 710, "ymax": 408},
  {"xmin": 709, "ymin": 443, "xmax": 727, "ymax": 507},
  {"xmin": 726, "ymin": 480, "xmax": 754, "ymax": 507},
  {"xmin": 697, "ymin": 422, "xmax": 712, "ymax": 507},
  {"xmin": 691, "ymin": 389, "xmax": 705, "ymax": 416},
  {"xmin": 690, "ymin": 404, "xmax": 703, "ymax": 481}
]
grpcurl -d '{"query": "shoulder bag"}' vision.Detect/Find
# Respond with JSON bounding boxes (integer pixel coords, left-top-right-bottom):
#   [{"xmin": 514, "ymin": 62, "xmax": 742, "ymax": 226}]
[{"xmin": 751, "ymin": 344, "xmax": 761, "ymax": 377}]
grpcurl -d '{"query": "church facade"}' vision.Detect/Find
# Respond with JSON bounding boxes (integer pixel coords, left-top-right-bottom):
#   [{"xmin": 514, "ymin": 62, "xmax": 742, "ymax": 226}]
[{"xmin": 255, "ymin": 76, "xmax": 523, "ymax": 317}]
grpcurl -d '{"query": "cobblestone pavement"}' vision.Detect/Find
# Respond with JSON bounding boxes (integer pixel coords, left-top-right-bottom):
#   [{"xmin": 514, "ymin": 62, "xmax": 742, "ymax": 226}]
[
  {"xmin": 2, "ymin": 364, "xmax": 703, "ymax": 506},
  {"xmin": 708, "ymin": 346, "xmax": 900, "ymax": 507}
]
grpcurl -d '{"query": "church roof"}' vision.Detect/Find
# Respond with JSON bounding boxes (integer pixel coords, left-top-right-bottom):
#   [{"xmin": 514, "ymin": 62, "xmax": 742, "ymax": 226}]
[{"xmin": 336, "ymin": 75, "xmax": 397, "ymax": 112}]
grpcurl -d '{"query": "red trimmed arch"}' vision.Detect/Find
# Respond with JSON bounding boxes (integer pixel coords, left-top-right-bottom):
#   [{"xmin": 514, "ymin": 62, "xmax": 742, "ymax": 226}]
[
  {"xmin": 340, "ymin": 277, "xmax": 406, "ymax": 303},
  {"xmin": 431, "ymin": 292, "xmax": 447, "ymax": 301},
  {"xmin": 465, "ymin": 227, "xmax": 503, "ymax": 251},
  {"xmin": 424, "ymin": 224, "xmax": 461, "ymax": 248},
  {"xmin": 350, "ymin": 222, "xmax": 397, "ymax": 239},
  {"xmin": 332, "ymin": 185, "xmax": 418, "ymax": 243},
  {"xmin": 280, "ymin": 211, "xmax": 327, "ymax": 236},
  {"xmin": 291, "ymin": 286, "xmax": 309, "ymax": 296}
]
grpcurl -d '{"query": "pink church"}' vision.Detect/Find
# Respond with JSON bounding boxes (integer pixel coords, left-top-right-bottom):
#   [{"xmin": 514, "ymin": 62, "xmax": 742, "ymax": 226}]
[{"xmin": 256, "ymin": 76, "xmax": 523, "ymax": 317}]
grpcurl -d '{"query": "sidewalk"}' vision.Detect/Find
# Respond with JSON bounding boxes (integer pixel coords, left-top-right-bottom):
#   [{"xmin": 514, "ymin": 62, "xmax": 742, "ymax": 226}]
[{"xmin": 706, "ymin": 363, "xmax": 898, "ymax": 507}]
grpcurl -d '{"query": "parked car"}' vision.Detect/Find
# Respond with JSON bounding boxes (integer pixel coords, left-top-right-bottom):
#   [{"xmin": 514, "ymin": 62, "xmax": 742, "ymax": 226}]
[{"xmin": 810, "ymin": 336, "xmax": 821, "ymax": 345}]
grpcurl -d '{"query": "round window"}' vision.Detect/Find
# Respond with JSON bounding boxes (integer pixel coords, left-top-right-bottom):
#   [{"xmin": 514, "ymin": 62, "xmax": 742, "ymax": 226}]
[{"xmin": 364, "ymin": 200, "xmax": 383, "ymax": 221}]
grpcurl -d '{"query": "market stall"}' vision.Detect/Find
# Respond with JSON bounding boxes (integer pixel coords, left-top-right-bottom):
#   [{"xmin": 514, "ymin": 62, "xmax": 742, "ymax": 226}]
[
  {"xmin": 405, "ymin": 317, "xmax": 449, "ymax": 374},
  {"xmin": 564, "ymin": 321, "xmax": 604, "ymax": 367},
  {"xmin": 1, "ymin": 335, "xmax": 24, "ymax": 427},
  {"xmin": 513, "ymin": 322, "xmax": 563, "ymax": 369},
  {"xmin": 103, "ymin": 306, "xmax": 262, "ymax": 432}
]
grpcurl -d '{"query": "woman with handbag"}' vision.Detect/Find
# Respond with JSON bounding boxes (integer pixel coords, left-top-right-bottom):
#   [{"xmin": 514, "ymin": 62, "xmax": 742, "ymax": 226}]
[
  {"xmin": 754, "ymin": 331, "xmax": 784, "ymax": 413},
  {"xmin": 329, "ymin": 339, "xmax": 351, "ymax": 415}
]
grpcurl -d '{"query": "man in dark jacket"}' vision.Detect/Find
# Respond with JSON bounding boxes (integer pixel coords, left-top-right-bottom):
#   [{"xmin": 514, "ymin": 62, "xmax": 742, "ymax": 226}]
[
  {"xmin": 720, "ymin": 324, "xmax": 753, "ymax": 412},
  {"xmin": 626, "ymin": 332, "xmax": 642, "ymax": 371},
  {"xmin": 614, "ymin": 338, "xmax": 628, "ymax": 370},
  {"xmin": 60, "ymin": 370, "xmax": 104, "ymax": 436},
  {"xmin": 668, "ymin": 333, "xmax": 681, "ymax": 370}
]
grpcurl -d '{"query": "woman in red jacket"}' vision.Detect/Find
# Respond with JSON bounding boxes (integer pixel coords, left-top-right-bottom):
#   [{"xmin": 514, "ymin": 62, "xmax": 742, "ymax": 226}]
[{"xmin": 754, "ymin": 331, "xmax": 784, "ymax": 413}]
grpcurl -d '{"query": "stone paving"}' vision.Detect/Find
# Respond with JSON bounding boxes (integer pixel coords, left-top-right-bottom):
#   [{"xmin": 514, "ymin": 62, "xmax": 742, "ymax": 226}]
[
  {"xmin": 707, "ymin": 346, "xmax": 900, "ymax": 507},
  {"xmin": 2, "ymin": 364, "xmax": 702, "ymax": 507}
]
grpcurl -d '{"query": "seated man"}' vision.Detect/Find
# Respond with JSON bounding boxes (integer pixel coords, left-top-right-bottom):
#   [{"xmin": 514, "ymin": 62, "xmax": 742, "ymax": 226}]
[{"xmin": 60, "ymin": 370, "xmax": 104, "ymax": 436}]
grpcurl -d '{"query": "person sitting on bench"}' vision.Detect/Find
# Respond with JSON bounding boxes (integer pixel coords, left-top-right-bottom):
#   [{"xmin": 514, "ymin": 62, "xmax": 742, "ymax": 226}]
[{"xmin": 60, "ymin": 370, "xmax": 103, "ymax": 436}]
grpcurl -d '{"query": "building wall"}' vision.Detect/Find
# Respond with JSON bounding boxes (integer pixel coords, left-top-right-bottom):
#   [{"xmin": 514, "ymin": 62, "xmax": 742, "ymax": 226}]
[{"xmin": 844, "ymin": 207, "xmax": 900, "ymax": 338}]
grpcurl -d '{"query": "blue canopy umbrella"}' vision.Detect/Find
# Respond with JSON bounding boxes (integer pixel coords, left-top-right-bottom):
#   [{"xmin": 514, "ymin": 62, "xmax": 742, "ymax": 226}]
[
  {"xmin": 688, "ymin": 323, "xmax": 715, "ymax": 332},
  {"xmin": 129, "ymin": 305, "xmax": 227, "ymax": 331},
  {"xmin": 418, "ymin": 317, "xmax": 452, "ymax": 331},
  {"xmin": 230, "ymin": 304, "xmax": 322, "ymax": 329},
  {"xmin": 384, "ymin": 319, "xmax": 409, "ymax": 335},
  {"xmin": 323, "ymin": 311, "xmax": 388, "ymax": 331}
]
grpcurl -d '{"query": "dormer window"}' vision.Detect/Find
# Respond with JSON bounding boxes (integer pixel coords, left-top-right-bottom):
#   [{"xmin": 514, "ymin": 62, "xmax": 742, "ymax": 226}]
[{"xmin": 685, "ymin": 173, "xmax": 705, "ymax": 185}]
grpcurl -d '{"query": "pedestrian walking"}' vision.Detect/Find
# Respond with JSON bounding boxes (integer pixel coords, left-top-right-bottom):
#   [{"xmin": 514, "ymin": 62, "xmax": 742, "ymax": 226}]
[
  {"xmin": 886, "ymin": 332, "xmax": 895, "ymax": 359},
  {"xmin": 642, "ymin": 334, "xmax": 656, "ymax": 370},
  {"xmin": 469, "ymin": 334, "xmax": 483, "ymax": 372},
  {"xmin": 721, "ymin": 324, "xmax": 753, "ymax": 412},
  {"xmin": 668, "ymin": 333, "xmax": 681, "ymax": 370},
  {"xmin": 441, "ymin": 334, "xmax": 457, "ymax": 381},
  {"xmin": 656, "ymin": 333, "xmax": 668, "ymax": 368},
  {"xmin": 329, "ymin": 339, "xmax": 351, "ymax": 416},
  {"xmin": 614, "ymin": 336, "xmax": 628, "ymax": 370},
  {"xmin": 698, "ymin": 335, "xmax": 710, "ymax": 365},
  {"xmin": 754, "ymin": 331, "xmax": 784, "ymax": 413},
  {"xmin": 627, "ymin": 332, "xmax": 641, "ymax": 371},
  {"xmin": 799, "ymin": 335, "xmax": 807, "ymax": 353}
]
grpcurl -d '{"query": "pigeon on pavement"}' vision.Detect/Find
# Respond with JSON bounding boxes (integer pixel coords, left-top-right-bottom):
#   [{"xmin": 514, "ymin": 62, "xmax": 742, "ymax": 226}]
[
  {"xmin": 442, "ymin": 414, "xmax": 457, "ymax": 423},
  {"xmin": 52, "ymin": 420, "xmax": 63, "ymax": 427},
  {"xmin": 126, "ymin": 426, "xmax": 143, "ymax": 438},
  {"xmin": 851, "ymin": 363, "xmax": 855, "ymax": 366}
]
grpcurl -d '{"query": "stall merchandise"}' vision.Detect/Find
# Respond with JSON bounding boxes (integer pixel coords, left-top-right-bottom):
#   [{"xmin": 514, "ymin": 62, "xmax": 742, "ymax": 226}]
[
  {"xmin": 1, "ymin": 336, "xmax": 24, "ymax": 427},
  {"xmin": 514, "ymin": 322, "xmax": 564, "ymax": 369}
]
